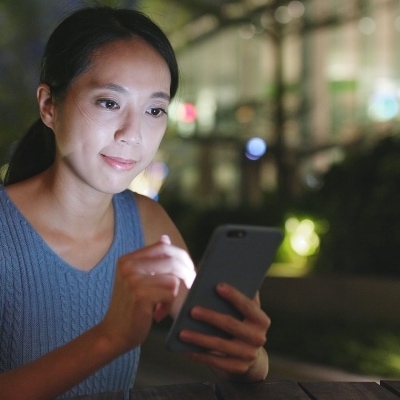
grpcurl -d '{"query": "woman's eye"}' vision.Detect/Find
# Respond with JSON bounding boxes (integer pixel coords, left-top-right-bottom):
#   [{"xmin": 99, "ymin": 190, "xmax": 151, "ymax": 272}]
[
  {"xmin": 147, "ymin": 108, "xmax": 167, "ymax": 117},
  {"xmin": 98, "ymin": 99, "xmax": 119, "ymax": 110}
]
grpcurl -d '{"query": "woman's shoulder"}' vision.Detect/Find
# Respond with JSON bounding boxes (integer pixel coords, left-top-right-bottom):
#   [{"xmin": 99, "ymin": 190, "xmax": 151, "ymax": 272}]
[
  {"xmin": 0, "ymin": 184, "xmax": 18, "ymax": 217},
  {"xmin": 113, "ymin": 189, "xmax": 163, "ymax": 219},
  {"xmin": 131, "ymin": 191, "xmax": 171, "ymax": 229},
  {"xmin": 128, "ymin": 191, "xmax": 187, "ymax": 248},
  {"xmin": 131, "ymin": 190, "xmax": 162, "ymax": 212}
]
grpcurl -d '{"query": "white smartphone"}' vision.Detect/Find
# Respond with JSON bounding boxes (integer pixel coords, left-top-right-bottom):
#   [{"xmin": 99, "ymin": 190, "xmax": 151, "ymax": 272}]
[{"xmin": 165, "ymin": 224, "xmax": 283, "ymax": 352}]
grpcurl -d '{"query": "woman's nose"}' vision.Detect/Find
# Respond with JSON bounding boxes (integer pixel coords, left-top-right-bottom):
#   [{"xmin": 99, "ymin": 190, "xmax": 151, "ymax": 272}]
[{"xmin": 114, "ymin": 119, "xmax": 142, "ymax": 145}]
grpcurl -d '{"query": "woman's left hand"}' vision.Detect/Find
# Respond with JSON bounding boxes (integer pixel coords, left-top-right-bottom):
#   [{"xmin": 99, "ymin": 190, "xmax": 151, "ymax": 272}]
[{"xmin": 178, "ymin": 283, "xmax": 271, "ymax": 382}]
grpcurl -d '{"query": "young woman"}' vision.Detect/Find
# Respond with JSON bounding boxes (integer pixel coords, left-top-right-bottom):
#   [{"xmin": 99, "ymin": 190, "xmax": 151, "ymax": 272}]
[{"xmin": 0, "ymin": 6, "xmax": 271, "ymax": 399}]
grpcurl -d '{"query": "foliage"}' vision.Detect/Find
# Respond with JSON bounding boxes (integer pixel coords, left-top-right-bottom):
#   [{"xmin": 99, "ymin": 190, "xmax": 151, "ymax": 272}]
[
  {"xmin": 161, "ymin": 135, "xmax": 400, "ymax": 278},
  {"xmin": 267, "ymin": 312, "xmax": 400, "ymax": 378},
  {"xmin": 307, "ymin": 136, "xmax": 400, "ymax": 277}
]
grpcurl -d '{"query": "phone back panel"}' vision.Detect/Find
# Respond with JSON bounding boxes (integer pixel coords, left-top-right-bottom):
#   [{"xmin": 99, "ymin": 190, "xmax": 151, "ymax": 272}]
[{"xmin": 165, "ymin": 224, "xmax": 283, "ymax": 352}]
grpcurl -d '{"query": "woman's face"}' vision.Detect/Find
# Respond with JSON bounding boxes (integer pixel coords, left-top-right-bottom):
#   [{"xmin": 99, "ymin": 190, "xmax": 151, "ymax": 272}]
[{"xmin": 49, "ymin": 38, "xmax": 171, "ymax": 194}]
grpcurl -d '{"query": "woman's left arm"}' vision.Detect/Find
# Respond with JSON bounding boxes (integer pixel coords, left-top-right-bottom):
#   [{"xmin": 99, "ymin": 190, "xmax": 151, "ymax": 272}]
[
  {"xmin": 179, "ymin": 284, "xmax": 271, "ymax": 382},
  {"xmin": 134, "ymin": 193, "xmax": 270, "ymax": 381}
]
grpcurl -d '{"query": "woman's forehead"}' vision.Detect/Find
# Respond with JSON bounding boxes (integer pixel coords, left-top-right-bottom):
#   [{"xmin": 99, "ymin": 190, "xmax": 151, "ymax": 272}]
[
  {"xmin": 91, "ymin": 37, "xmax": 164, "ymax": 65},
  {"xmin": 71, "ymin": 38, "xmax": 171, "ymax": 95}
]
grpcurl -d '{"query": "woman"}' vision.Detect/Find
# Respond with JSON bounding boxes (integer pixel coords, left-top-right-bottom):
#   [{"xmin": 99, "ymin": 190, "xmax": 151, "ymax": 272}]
[{"xmin": 0, "ymin": 6, "xmax": 271, "ymax": 399}]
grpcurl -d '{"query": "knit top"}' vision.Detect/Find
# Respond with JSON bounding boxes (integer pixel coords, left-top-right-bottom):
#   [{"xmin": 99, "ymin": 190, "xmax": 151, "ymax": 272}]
[{"xmin": 0, "ymin": 187, "xmax": 143, "ymax": 398}]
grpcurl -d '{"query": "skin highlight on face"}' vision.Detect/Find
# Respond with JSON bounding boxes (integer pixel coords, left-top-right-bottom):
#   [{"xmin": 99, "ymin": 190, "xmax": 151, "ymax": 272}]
[{"xmin": 48, "ymin": 38, "xmax": 172, "ymax": 195}]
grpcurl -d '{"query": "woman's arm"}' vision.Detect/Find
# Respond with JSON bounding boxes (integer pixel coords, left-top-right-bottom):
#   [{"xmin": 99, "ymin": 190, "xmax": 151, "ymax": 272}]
[
  {"xmin": 0, "ymin": 324, "xmax": 127, "ymax": 400},
  {"xmin": 178, "ymin": 286, "xmax": 271, "ymax": 382},
  {"xmin": 0, "ymin": 237, "xmax": 195, "ymax": 400},
  {"xmin": 134, "ymin": 193, "xmax": 270, "ymax": 382}
]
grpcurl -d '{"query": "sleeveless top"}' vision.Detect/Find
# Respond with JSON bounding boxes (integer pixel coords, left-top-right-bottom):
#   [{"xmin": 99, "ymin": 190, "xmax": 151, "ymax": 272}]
[{"xmin": 0, "ymin": 187, "xmax": 143, "ymax": 398}]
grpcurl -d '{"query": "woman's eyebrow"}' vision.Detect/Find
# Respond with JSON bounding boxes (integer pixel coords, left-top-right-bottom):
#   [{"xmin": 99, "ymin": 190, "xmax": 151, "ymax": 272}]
[
  {"xmin": 151, "ymin": 91, "xmax": 170, "ymax": 102},
  {"xmin": 96, "ymin": 83, "xmax": 128, "ymax": 93},
  {"xmin": 91, "ymin": 83, "xmax": 170, "ymax": 102}
]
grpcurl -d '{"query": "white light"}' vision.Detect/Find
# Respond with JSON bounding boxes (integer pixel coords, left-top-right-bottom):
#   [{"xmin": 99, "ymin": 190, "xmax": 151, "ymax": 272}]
[
  {"xmin": 287, "ymin": 219, "xmax": 320, "ymax": 257},
  {"xmin": 196, "ymin": 89, "xmax": 217, "ymax": 134},
  {"xmin": 275, "ymin": 6, "xmax": 291, "ymax": 24},
  {"xmin": 359, "ymin": 17, "xmax": 376, "ymax": 35},
  {"xmin": 368, "ymin": 93, "xmax": 399, "ymax": 121},
  {"xmin": 285, "ymin": 217, "xmax": 299, "ymax": 233},
  {"xmin": 288, "ymin": 1, "xmax": 305, "ymax": 18},
  {"xmin": 239, "ymin": 23, "xmax": 256, "ymax": 39}
]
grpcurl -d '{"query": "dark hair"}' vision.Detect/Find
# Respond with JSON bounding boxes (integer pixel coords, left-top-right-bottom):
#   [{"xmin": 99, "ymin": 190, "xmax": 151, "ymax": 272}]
[{"xmin": 4, "ymin": 6, "xmax": 179, "ymax": 185}]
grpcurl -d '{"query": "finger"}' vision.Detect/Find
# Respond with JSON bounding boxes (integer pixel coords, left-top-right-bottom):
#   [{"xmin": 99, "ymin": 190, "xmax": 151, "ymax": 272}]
[
  {"xmin": 126, "ymin": 240, "xmax": 184, "ymax": 260},
  {"xmin": 188, "ymin": 306, "xmax": 268, "ymax": 347},
  {"xmin": 253, "ymin": 291, "xmax": 261, "ymax": 306},
  {"xmin": 179, "ymin": 329, "xmax": 259, "ymax": 361},
  {"xmin": 132, "ymin": 256, "xmax": 195, "ymax": 289},
  {"xmin": 127, "ymin": 273, "xmax": 180, "ymax": 296},
  {"xmin": 141, "ymin": 274, "xmax": 187, "ymax": 320},
  {"xmin": 170, "ymin": 279, "xmax": 189, "ymax": 319},
  {"xmin": 186, "ymin": 351, "xmax": 254, "ymax": 376},
  {"xmin": 153, "ymin": 302, "xmax": 171, "ymax": 322},
  {"xmin": 125, "ymin": 275, "xmax": 179, "ymax": 315},
  {"xmin": 159, "ymin": 234, "xmax": 171, "ymax": 245},
  {"xmin": 216, "ymin": 284, "xmax": 269, "ymax": 325},
  {"xmin": 120, "ymin": 245, "xmax": 196, "ymax": 288}
]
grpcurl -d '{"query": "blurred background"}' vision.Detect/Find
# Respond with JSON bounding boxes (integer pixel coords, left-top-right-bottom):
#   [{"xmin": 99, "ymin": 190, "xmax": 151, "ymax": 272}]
[{"xmin": 1, "ymin": 0, "xmax": 400, "ymax": 384}]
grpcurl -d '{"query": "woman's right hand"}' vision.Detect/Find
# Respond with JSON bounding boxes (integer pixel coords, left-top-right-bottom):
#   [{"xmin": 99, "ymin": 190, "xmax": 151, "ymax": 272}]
[
  {"xmin": 98, "ymin": 235, "xmax": 196, "ymax": 353},
  {"xmin": 0, "ymin": 236, "xmax": 195, "ymax": 400}
]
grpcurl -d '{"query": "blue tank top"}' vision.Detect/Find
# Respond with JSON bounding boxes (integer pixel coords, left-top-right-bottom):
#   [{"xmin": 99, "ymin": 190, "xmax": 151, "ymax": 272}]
[{"xmin": 0, "ymin": 187, "xmax": 143, "ymax": 398}]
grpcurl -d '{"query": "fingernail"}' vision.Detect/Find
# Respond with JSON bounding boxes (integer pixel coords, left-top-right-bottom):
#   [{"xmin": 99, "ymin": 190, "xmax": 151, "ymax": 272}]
[
  {"xmin": 179, "ymin": 330, "xmax": 190, "ymax": 340},
  {"xmin": 160, "ymin": 235, "xmax": 171, "ymax": 244},
  {"xmin": 217, "ymin": 283, "xmax": 226, "ymax": 289},
  {"xmin": 190, "ymin": 307, "xmax": 202, "ymax": 317}
]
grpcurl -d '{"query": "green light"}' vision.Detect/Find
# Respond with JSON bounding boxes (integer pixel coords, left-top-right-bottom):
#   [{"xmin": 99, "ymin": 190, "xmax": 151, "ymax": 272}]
[{"xmin": 285, "ymin": 217, "xmax": 320, "ymax": 257}]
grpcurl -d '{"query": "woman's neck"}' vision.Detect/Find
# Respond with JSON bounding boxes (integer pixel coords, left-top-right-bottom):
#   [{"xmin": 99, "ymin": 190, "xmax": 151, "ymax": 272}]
[{"xmin": 5, "ymin": 169, "xmax": 116, "ymax": 271}]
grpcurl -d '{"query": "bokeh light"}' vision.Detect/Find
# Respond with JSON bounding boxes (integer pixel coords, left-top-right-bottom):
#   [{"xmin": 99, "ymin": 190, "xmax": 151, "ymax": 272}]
[
  {"xmin": 177, "ymin": 102, "xmax": 197, "ymax": 123},
  {"xmin": 274, "ymin": 6, "xmax": 291, "ymax": 24},
  {"xmin": 288, "ymin": 1, "xmax": 305, "ymax": 18},
  {"xmin": 285, "ymin": 217, "xmax": 320, "ymax": 257},
  {"xmin": 359, "ymin": 17, "xmax": 376, "ymax": 34},
  {"xmin": 368, "ymin": 93, "xmax": 399, "ymax": 121},
  {"xmin": 129, "ymin": 161, "xmax": 169, "ymax": 200},
  {"xmin": 245, "ymin": 137, "xmax": 267, "ymax": 160}
]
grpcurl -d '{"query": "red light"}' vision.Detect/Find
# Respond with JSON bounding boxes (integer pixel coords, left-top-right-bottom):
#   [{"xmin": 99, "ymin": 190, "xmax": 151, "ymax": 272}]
[{"xmin": 178, "ymin": 103, "xmax": 197, "ymax": 123}]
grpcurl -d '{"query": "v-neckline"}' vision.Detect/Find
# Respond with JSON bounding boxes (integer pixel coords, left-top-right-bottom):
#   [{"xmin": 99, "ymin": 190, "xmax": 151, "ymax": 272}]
[{"xmin": 1, "ymin": 186, "xmax": 118, "ymax": 275}]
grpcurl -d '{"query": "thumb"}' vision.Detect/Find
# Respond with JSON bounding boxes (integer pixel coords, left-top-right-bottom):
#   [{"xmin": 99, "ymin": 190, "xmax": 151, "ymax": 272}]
[{"xmin": 159, "ymin": 234, "xmax": 171, "ymax": 245}]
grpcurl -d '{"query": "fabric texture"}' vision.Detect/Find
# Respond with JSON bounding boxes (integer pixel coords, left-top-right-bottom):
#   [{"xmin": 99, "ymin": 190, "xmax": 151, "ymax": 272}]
[{"xmin": 0, "ymin": 187, "xmax": 143, "ymax": 398}]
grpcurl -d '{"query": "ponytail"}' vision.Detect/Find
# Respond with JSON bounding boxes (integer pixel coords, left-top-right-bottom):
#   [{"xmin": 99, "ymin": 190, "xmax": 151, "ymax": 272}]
[{"xmin": 4, "ymin": 119, "xmax": 55, "ymax": 185}]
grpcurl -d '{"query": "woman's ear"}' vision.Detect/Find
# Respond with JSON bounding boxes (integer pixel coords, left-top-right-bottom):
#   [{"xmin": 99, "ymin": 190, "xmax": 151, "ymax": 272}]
[{"xmin": 37, "ymin": 84, "xmax": 55, "ymax": 130}]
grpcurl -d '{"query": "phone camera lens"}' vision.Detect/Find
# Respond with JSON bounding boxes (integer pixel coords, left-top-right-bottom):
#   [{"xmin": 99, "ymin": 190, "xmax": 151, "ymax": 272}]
[{"xmin": 227, "ymin": 229, "xmax": 246, "ymax": 238}]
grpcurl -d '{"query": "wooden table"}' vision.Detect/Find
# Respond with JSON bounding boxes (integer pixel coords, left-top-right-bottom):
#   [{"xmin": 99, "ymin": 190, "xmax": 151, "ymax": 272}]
[{"xmin": 72, "ymin": 380, "xmax": 400, "ymax": 399}]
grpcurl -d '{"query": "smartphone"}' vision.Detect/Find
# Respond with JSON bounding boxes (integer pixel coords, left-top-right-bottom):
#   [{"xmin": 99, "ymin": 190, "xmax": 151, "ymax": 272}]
[{"xmin": 165, "ymin": 224, "xmax": 283, "ymax": 352}]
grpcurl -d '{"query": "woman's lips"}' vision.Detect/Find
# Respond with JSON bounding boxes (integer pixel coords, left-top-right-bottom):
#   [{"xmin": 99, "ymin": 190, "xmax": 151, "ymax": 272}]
[{"xmin": 101, "ymin": 154, "xmax": 136, "ymax": 171}]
